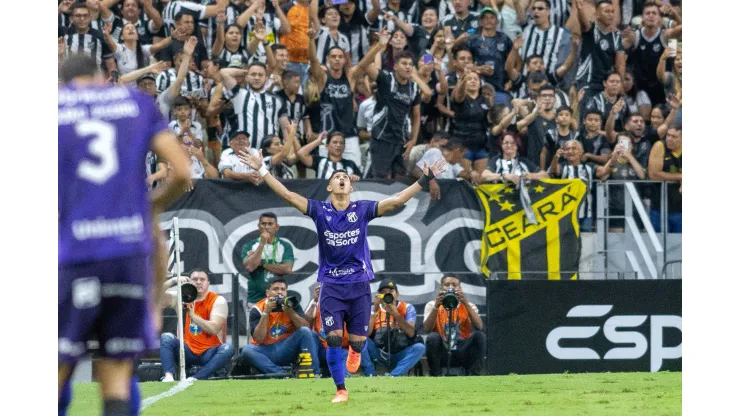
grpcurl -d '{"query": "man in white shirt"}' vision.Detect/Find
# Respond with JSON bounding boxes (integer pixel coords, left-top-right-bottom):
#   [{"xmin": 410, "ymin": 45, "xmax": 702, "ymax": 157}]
[{"xmin": 218, "ymin": 131, "xmax": 262, "ymax": 184}]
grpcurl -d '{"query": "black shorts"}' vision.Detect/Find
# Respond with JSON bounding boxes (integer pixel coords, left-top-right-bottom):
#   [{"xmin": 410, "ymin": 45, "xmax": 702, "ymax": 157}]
[{"xmin": 370, "ymin": 140, "xmax": 406, "ymax": 178}]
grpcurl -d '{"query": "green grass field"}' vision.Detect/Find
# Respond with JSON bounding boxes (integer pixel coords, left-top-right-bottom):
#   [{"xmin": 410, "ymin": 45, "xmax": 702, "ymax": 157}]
[{"xmin": 68, "ymin": 372, "xmax": 681, "ymax": 416}]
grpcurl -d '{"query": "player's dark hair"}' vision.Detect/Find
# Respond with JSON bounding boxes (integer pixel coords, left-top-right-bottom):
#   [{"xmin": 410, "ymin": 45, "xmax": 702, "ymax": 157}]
[
  {"xmin": 327, "ymin": 46, "xmax": 345, "ymax": 57},
  {"xmin": 320, "ymin": 4, "xmax": 339, "ymax": 20},
  {"xmin": 268, "ymin": 276, "xmax": 288, "ymax": 289},
  {"xmin": 642, "ymin": 2, "xmax": 660, "ymax": 13},
  {"xmin": 585, "ymin": 109, "xmax": 603, "ymax": 119},
  {"xmin": 444, "ymin": 138, "xmax": 466, "ymax": 150},
  {"xmin": 627, "ymin": 112, "xmax": 644, "ymax": 123},
  {"xmin": 72, "ymin": 2, "xmax": 88, "ymax": 13},
  {"xmin": 596, "ymin": 0, "xmax": 612, "ymax": 8},
  {"xmin": 172, "ymin": 96, "xmax": 191, "ymax": 108},
  {"xmin": 225, "ymin": 23, "xmax": 242, "ymax": 36},
  {"xmin": 533, "ymin": 0, "xmax": 551, "ymax": 9},
  {"xmin": 260, "ymin": 212, "xmax": 278, "ymax": 221},
  {"xmin": 668, "ymin": 123, "xmax": 682, "ymax": 133},
  {"xmin": 328, "ymin": 169, "xmax": 349, "ymax": 182},
  {"xmin": 421, "ymin": 7, "xmax": 438, "ymax": 18},
  {"xmin": 260, "ymin": 135, "xmax": 280, "ymax": 155},
  {"xmin": 60, "ymin": 54, "xmax": 98, "ymax": 83},
  {"xmin": 604, "ymin": 71, "xmax": 622, "ymax": 83}
]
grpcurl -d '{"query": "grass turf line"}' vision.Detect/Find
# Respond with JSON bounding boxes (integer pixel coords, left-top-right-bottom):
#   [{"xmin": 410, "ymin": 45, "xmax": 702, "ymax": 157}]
[{"xmin": 68, "ymin": 372, "xmax": 681, "ymax": 416}]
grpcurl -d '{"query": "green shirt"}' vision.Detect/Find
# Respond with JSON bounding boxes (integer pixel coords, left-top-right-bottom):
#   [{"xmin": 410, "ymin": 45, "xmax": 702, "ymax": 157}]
[{"xmin": 240, "ymin": 237, "xmax": 295, "ymax": 303}]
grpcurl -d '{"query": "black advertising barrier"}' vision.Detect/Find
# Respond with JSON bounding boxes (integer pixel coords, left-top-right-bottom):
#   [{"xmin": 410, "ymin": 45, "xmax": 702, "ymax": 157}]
[
  {"xmin": 160, "ymin": 179, "xmax": 487, "ymax": 333},
  {"xmin": 485, "ymin": 280, "xmax": 682, "ymax": 375}
]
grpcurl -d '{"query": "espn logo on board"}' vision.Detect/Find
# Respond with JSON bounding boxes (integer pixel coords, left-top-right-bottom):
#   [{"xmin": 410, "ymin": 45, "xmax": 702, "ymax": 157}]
[{"xmin": 545, "ymin": 305, "xmax": 682, "ymax": 372}]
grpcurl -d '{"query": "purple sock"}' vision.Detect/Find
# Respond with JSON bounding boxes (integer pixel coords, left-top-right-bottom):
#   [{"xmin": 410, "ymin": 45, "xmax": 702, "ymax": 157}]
[
  {"xmin": 326, "ymin": 346, "xmax": 345, "ymax": 389},
  {"xmin": 129, "ymin": 376, "xmax": 140, "ymax": 416},
  {"xmin": 58, "ymin": 378, "xmax": 72, "ymax": 416}
]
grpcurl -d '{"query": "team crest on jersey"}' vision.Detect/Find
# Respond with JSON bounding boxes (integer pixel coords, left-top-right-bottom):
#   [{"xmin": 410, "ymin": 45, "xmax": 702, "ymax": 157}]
[
  {"xmin": 497, "ymin": 44, "xmax": 505, "ymax": 52},
  {"xmin": 137, "ymin": 26, "xmax": 146, "ymax": 36},
  {"xmin": 326, "ymin": 216, "xmax": 332, "ymax": 222},
  {"xmin": 347, "ymin": 212, "xmax": 358, "ymax": 223},
  {"xmin": 599, "ymin": 39, "xmax": 609, "ymax": 51},
  {"xmin": 653, "ymin": 43, "xmax": 662, "ymax": 52},
  {"xmin": 324, "ymin": 316, "xmax": 335, "ymax": 327},
  {"xmin": 189, "ymin": 323, "xmax": 202, "ymax": 336},
  {"xmin": 269, "ymin": 324, "xmax": 287, "ymax": 339}
]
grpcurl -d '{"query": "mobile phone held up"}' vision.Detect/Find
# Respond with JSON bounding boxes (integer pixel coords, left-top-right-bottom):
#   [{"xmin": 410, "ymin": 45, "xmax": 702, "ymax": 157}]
[{"xmin": 422, "ymin": 54, "xmax": 434, "ymax": 65}]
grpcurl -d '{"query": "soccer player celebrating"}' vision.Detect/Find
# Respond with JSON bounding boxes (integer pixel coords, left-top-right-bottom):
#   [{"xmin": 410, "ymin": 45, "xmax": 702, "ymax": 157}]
[
  {"xmin": 58, "ymin": 55, "xmax": 190, "ymax": 415},
  {"xmin": 239, "ymin": 149, "xmax": 444, "ymax": 403}
]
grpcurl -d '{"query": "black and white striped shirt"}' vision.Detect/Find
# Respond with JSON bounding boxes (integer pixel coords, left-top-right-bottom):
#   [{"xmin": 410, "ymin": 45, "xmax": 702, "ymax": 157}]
[
  {"xmin": 276, "ymin": 90, "xmax": 308, "ymax": 138},
  {"xmin": 316, "ymin": 27, "xmax": 351, "ymax": 66},
  {"xmin": 526, "ymin": 0, "xmax": 571, "ymax": 28},
  {"xmin": 312, "ymin": 157, "xmax": 360, "ymax": 179},
  {"xmin": 520, "ymin": 24, "xmax": 571, "ymax": 79},
  {"xmin": 224, "ymin": 85, "xmax": 289, "ymax": 149},
  {"xmin": 201, "ymin": 1, "xmax": 242, "ymax": 57},
  {"xmin": 216, "ymin": 46, "xmax": 251, "ymax": 68},
  {"xmin": 576, "ymin": 24, "xmax": 623, "ymax": 89},
  {"xmin": 555, "ymin": 162, "xmax": 595, "ymax": 220},
  {"xmin": 370, "ymin": 7, "xmax": 417, "ymax": 32},
  {"xmin": 487, "ymin": 157, "xmax": 539, "ymax": 176},
  {"xmin": 341, "ymin": 22, "xmax": 371, "ymax": 66},
  {"xmin": 62, "ymin": 27, "xmax": 114, "ymax": 68},
  {"xmin": 161, "ymin": 0, "xmax": 207, "ymax": 37},
  {"xmin": 263, "ymin": 155, "xmax": 295, "ymax": 179},
  {"xmin": 110, "ymin": 15, "xmax": 157, "ymax": 45},
  {"xmin": 155, "ymin": 68, "xmax": 206, "ymax": 98}
]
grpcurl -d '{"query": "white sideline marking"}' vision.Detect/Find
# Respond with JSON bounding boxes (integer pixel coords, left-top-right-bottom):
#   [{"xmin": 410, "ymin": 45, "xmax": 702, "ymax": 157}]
[{"xmin": 140, "ymin": 379, "xmax": 194, "ymax": 410}]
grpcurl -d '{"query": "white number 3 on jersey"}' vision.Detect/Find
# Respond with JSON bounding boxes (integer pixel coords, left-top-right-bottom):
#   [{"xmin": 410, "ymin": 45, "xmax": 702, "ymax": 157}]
[{"xmin": 76, "ymin": 120, "xmax": 119, "ymax": 185}]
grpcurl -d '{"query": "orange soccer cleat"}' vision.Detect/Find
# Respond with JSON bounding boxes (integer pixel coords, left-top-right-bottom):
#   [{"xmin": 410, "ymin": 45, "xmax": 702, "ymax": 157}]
[
  {"xmin": 346, "ymin": 348, "xmax": 362, "ymax": 373},
  {"xmin": 331, "ymin": 389, "xmax": 349, "ymax": 403}
]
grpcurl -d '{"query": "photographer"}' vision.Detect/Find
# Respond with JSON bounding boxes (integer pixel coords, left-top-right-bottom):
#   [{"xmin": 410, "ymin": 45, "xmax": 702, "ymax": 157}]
[
  {"xmin": 423, "ymin": 276, "xmax": 485, "ymax": 376},
  {"xmin": 159, "ymin": 270, "xmax": 233, "ymax": 382},
  {"xmin": 239, "ymin": 278, "xmax": 319, "ymax": 376},
  {"xmin": 362, "ymin": 280, "xmax": 425, "ymax": 377}
]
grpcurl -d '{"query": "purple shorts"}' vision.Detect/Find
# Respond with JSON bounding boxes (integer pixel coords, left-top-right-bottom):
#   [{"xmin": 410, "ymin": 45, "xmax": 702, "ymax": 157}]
[
  {"xmin": 58, "ymin": 255, "xmax": 156, "ymax": 365},
  {"xmin": 318, "ymin": 281, "xmax": 372, "ymax": 337}
]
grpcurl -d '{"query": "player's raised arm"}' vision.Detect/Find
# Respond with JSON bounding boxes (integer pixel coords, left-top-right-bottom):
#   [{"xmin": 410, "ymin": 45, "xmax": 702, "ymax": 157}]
[
  {"xmin": 238, "ymin": 149, "xmax": 309, "ymax": 215},
  {"xmin": 377, "ymin": 159, "xmax": 446, "ymax": 216}
]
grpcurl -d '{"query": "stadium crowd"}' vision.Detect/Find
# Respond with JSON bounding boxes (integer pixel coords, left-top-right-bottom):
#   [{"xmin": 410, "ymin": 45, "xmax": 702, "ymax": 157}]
[
  {"xmin": 58, "ymin": 0, "xmax": 682, "ymax": 233},
  {"xmin": 57, "ymin": 0, "xmax": 683, "ymax": 380}
]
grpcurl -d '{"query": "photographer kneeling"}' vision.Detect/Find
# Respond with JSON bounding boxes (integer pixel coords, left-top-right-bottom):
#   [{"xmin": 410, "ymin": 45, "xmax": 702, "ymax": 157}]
[
  {"xmin": 423, "ymin": 276, "xmax": 485, "ymax": 376},
  {"xmin": 240, "ymin": 277, "xmax": 319, "ymax": 376},
  {"xmin": 160, "ymin": 270, "xmax": 233, "ymax": 382},
  {"xmin": 363, "ymin": 280, "xmax": 425, "ymax": 377}
]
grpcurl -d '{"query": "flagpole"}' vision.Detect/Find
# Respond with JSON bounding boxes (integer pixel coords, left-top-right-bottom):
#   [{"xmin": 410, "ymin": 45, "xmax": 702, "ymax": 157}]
[{"xmin": 173, "ymin": 217, "xmax": 187, "ymax": 381}]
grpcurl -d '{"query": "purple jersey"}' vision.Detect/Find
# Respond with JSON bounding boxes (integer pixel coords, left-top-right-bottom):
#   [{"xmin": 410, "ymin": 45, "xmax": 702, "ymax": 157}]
[
  {"xmin": 306, "ymin": 199, "xmax": 378, "ymax": 284},
  {"xmin": 58, "ymin": 84, "xmax": 169, "ymax": 265}
]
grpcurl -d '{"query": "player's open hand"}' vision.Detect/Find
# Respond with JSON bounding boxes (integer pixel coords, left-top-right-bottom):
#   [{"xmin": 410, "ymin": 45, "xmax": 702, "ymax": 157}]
[
  {"xmin": 238, "ymin": 149, "xmax": 264, "ymax": 170},
  {"xmin": 422, "ymin": 158, "xmax": 447, "ymax": 179}
]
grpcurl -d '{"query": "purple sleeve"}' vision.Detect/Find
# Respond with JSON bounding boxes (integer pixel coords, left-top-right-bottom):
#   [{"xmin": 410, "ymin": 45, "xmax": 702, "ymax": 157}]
[
  {"xmin": 306, "ymin": 199, "xmax": 321, "ymax": 220},
  {"xmin": 358, "ymin": 200, "xmax": 378, "ymax": 222}
]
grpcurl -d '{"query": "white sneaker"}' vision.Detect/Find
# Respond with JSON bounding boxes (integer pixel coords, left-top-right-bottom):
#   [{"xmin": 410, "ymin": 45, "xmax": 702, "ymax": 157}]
[
  {"xmin": 185, "ymin": 376, "xmax": 197, "ymax": 382},
  {"xmin": 162, "ymin": 374, "xmax": 174, "ymax": 382}
]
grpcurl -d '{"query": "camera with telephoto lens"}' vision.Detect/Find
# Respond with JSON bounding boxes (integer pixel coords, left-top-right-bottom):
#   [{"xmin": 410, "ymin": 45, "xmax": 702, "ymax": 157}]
[
  {"xmin": 442, "ymin": 288, "xmax": 459, "ymax": 310},
  {"xmin": 181, "ymin": 282, "xmax": 198, "ymax": 304},
  {"xmin": 381, "ymin": 293, "xmax": 394, "ymax": 304},
  {"xmin": 273, "ymin": 295, "xmax": 299, "ymax": 312}
]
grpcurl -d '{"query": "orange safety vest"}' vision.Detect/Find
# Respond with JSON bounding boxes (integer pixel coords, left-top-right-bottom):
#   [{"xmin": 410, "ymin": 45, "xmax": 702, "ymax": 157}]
[
  {"xmin": 371, "ymin": 301, "xmax": 409, "ymax": 335},
  {"xmin": 184, "ymin": 292, "xmax": 224, "ymax": 356},
  {"xmin": 251, "ymin": 298, "xmax": 298, "ymax": 345},
  {"xmin": 434, "ymin": 304, "xmax": 472, "ymax": 341},
  {"xmin": 313, "ymin": 302, "xmax": 349, "ymax": 349}
]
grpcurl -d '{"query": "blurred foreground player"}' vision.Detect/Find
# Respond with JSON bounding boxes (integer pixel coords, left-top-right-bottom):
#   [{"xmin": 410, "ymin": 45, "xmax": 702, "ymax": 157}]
[
  {"xmin": 238, "ymin": 149, "xmax": 445, "ymax": 403},
  {"xmin": 58, "ymin": 55, "xmax": 190, "ymax": 416}
]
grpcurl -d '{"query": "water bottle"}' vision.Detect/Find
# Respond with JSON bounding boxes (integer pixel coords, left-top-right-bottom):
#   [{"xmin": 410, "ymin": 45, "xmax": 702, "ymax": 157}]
[{"xmin": 297, "ymin": 348, "xmax": 315, "ymax": 379}]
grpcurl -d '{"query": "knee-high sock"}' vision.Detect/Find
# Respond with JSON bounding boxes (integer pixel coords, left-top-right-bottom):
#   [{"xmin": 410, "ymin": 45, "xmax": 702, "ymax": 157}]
[
  {"xmin": 326, "ymin": 346, "xmax": 345, "ymax": 389},
  {"xmin": 58, "ymin": 378, "xmax": 72, "ymax": 416},
  {"xmin": 129, "ymin": 376, "xmax": 140, "ymax": 416}
]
